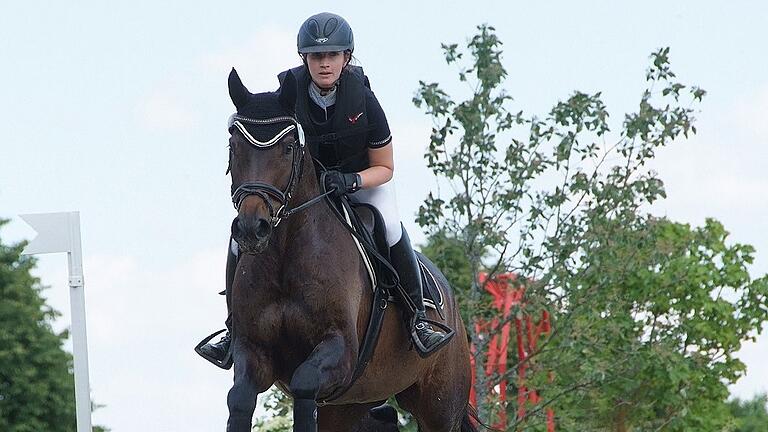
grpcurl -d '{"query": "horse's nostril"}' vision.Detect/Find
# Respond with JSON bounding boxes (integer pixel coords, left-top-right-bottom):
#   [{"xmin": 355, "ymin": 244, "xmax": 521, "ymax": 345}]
[
  {"xmin": 255, "ymin": 219, "xmax": 271, "ymax": 238},
  {"xmin": 231, "ymin": 217, "xmax": 243, "ymax": 239}
]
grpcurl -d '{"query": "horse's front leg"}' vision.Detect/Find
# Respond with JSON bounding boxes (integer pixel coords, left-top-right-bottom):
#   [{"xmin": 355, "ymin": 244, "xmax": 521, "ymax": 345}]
[
  {"xmin": 227, "ymin": 340, "xmax": 274, "ymax": 432},
  {"xmin": 290, "ymin": 332, "xmax": 355, "ymax": 432}
]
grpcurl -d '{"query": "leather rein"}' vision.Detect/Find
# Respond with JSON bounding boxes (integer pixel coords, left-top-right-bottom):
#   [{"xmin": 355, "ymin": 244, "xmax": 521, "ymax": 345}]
[{"xmin": 228, "ymin": 114, "xmax": 333, "ymax": 227}]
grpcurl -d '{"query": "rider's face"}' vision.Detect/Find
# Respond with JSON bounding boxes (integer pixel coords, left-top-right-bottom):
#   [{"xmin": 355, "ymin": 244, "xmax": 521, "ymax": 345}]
[{"xmin": 305, "ymin": 51, "xmax": 349, "ymax": 90}]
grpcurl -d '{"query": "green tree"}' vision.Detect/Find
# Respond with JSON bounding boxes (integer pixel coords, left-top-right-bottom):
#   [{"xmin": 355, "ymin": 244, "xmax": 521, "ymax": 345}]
[
  {"xmin": 252, "ymin": 386, "xmax": 292, "ymax": 432},
  {"xmin": 727, "ymin": 393, "xmax": 768, "ymax": 432},
  {"xmin": 413, "ymin": 25, "xmax": 768, "ymax": 430},
  {"xmin": 0, "ymin": 219, "xmax": 108, "ymax": 432},
  {"xmin": 541, "ymin": 218, "xmax": 768, "ymax": 431}
]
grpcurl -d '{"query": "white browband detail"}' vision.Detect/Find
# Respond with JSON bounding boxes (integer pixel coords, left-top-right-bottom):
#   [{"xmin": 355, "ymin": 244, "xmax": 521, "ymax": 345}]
[
  {"xmin": 233, "ymin": 121, "xmax": 296, "ymax": 148},
  {"xmin": 296, "ymin": 122, "xmax": 306, "ymax": 147}
]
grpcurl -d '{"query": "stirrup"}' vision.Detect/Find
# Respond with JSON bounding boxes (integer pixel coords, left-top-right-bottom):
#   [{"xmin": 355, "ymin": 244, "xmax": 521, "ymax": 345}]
[
  {"xmin": 194, "ymin": 329, "xmax": 233, "ymax": 370},
  {"xmin": 409, "ymin": 315, "xmax": 455, "ymax": 358}
]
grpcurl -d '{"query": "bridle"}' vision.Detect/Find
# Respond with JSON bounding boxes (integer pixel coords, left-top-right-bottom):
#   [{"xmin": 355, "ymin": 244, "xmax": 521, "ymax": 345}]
[{"xmin": 228, "ymin": 114, "xmax": 333, "ymax": 227}]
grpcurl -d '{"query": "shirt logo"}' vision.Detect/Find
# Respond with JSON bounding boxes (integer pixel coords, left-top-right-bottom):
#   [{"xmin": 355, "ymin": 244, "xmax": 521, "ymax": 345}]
[{"xmin": 348, "ymin": 112, "xmax": 364, "ymax": 124}]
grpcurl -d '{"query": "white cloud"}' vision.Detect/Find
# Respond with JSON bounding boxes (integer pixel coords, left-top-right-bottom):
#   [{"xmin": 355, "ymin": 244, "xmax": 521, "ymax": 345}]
[
  {"xmin": 137, "ymin": 89, "xmax": 197, "ymax": 132},
  {"xmin": 202, "ymin": 26, "xmax": 300, "ymax": 93},
  {"xmin": 733, "ymin": 85, "xmax": 768, "ymax": 140},
  {"xmin": 136, "ymin": 26, "xmax": 299, "ymax": 134},
  {"xmin": 648, "ymin": 84, "xmax": 768, "ymax": 219}
]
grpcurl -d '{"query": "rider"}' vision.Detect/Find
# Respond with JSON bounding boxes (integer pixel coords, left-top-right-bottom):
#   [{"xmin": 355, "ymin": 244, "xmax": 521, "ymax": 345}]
[{"xmin": 198, "ymin": 12, "xmax": 453, "ymax": 366}]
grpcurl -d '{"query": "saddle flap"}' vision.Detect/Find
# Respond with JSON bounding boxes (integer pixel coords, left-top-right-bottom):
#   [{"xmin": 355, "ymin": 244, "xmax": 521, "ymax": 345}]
[{"xmin": 348, "ymin": 202, "xmax": 389, "ymax": 259}]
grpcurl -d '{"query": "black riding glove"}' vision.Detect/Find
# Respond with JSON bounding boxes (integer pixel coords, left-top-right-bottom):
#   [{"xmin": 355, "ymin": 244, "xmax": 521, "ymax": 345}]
[{"xmin": 323, "ymin": 170, "xmax": 362, "ymax": 197}]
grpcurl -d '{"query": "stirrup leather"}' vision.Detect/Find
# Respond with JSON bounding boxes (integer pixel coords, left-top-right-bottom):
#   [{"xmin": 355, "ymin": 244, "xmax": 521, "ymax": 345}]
[
  {"xmin": 194, "ymin": 329, "xmax": 233, "ymax": 370},
  {"xmin": 409, "ymin": 315, "xmax": 455, "ymax": 358}
]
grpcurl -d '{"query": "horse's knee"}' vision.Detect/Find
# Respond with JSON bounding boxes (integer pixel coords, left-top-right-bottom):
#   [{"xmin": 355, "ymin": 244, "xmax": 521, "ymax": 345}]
[
  {"xmin": 353, "ymin": 405, "xmax": 400, "ymax": 432},
  {"xmin": 290, "ymin": 333, "xmax": 352, "ymax": 400},
  {"xmin": 368, "ymin": 404, "xmax": 398, "ymax": 424},
  {"xmin": 226, "ymin": 413, "xmax": 253, "ymax": 432},
  {"xmin": 227, "ymin": 382, "xmax": 257, "ymax": 417},
  {"xmin": 289, "ymin": 363, "xmax": 321, "ymax": 399}
]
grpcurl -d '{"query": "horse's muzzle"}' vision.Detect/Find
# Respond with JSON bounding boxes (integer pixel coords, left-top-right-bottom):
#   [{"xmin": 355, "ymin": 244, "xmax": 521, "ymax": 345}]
[{"xmin": 231, "ymin": 216, "xmax": 272, "ymax": 254}]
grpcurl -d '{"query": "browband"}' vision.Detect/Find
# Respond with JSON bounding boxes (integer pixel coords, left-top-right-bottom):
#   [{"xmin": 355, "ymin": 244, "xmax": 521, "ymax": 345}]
[
  {"xmin": 228, "ymin": 113, "xmax": 306, "ymax": 149},
  {"xmin": 233, "ymin": 121, "xmax": 295, "ymax": 148}
]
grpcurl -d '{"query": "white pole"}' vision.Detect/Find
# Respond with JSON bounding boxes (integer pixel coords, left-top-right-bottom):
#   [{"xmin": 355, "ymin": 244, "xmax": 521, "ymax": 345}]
[
  {"xmin": 20, "ymin": 211, "xmax": 92, "ymax": 432},
  {"xmin": 66, "ymin": 212, "xmax": 93, "ymax": 432}
]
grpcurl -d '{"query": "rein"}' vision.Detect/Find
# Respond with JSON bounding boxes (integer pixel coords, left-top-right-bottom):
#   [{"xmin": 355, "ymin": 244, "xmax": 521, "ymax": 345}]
[{"xmin": 229, "ymin": 114, "xmax": 332, "ymax": 226}]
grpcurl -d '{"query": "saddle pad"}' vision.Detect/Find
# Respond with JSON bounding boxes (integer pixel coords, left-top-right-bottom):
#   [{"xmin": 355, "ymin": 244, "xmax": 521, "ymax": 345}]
[{"xmin": 416, "ymin": 252, "xmax": 446, "ymax": 318}]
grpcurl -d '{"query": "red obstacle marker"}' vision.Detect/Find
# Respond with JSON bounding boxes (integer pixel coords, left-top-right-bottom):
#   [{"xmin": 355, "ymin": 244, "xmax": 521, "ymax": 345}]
[{"xmin": 469, "ymin": 273, "xmax": 555, "ymax": 431}]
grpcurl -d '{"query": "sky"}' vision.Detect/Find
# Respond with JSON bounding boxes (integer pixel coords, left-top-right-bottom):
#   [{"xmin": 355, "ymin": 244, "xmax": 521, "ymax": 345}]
[{"xmin": 1, "ymin": 1, "xmax": 767, "ymax": 430}]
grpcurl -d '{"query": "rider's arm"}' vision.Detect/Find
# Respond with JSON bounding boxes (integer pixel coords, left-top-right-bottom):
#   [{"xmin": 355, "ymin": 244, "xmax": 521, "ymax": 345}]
[
  {"xmin": 358, "ymin": 89, "xmax": 393, "ymax": 189},
  {"xmin": 359, "ymin": 143, "xmax": 394, "ymax": 189}
]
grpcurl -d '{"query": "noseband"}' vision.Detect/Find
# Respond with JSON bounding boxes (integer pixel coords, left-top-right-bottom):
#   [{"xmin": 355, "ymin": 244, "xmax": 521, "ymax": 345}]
[{"xmin": 229, "ymin": 114, "xmax": 331, "ymax": 227}]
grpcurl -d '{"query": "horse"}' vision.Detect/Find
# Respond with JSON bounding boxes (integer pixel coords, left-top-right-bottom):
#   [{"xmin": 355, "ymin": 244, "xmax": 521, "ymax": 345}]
[{"xmin": 223, "ymin": 68, "xmax": 478, "ymax": 432}]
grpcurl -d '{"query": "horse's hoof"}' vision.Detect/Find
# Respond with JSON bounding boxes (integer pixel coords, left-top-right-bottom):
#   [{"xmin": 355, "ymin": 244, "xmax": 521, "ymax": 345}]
[{"xmin": 369, "ymin": 404, "xmax": 398, "ymax": 424}]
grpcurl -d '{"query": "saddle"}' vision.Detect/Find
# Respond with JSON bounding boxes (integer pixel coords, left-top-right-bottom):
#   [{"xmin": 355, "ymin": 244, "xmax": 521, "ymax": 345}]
[
  {"xmin": 318, "ymin": 194, "xmax": 450, "ymax": 403},
  {"xmin": 345, "ymin": 201, "xmax": 446, "ymax": 315}
]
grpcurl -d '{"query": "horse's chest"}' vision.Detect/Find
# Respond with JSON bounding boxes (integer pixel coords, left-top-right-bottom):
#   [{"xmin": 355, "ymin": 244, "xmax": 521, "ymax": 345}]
[{"xmin": 252, "ymin": 300, "xmax": 326, "ymax": 343}]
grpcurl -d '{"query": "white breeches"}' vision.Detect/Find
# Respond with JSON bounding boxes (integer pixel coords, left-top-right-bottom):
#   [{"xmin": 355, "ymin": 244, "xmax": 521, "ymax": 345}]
[{"xmin": 350, "ymin": 181, "xmax": 403, "ymax": 247}]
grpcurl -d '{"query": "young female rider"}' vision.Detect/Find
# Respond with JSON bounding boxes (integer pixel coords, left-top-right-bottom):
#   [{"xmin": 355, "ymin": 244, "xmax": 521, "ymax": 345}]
[{"xmin": 198, "ymin": 12, "xmax": 453, "ymax": 366}]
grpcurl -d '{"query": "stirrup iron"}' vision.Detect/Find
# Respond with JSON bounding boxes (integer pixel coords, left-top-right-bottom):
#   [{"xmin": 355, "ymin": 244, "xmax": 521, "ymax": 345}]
[
  {"xmin": 409, "ymin": 315, "xmax": 455, "ymax": 358},
  {"xmin": 194, "ymin": 329, "xmax": 233, "ymax": 370}
]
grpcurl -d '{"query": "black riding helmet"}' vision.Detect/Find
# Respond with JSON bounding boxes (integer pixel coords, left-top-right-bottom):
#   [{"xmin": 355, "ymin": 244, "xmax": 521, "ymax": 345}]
[{"xmin": 297, "ymin": 12, "xmax": 354, "ymax": 54}]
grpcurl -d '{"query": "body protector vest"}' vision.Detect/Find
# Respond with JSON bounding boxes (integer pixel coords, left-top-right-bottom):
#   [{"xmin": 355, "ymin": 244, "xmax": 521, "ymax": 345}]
[{"xmin": 279, "ymin": 65, "xmax": 373, "ymax": 174}]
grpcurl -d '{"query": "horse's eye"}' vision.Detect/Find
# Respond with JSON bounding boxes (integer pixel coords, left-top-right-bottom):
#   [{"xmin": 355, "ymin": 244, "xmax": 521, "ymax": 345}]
[{"xmin": 285, "ymin": 144, "xmax": 293, "ymax": 155}]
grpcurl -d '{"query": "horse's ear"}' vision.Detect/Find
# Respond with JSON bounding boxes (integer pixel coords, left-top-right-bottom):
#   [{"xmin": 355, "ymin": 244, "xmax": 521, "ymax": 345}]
[
  {"xmin": 228, "ymin": 68, "xmax": 250, "ymax": 111},
  {"xmin": 277, "ymin": 69, "xmax": 297, "ymax": 115}
]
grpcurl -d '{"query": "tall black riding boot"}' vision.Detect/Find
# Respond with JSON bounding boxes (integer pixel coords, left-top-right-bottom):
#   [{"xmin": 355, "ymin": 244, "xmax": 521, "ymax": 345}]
[
  {"xmin": 389, "ymin": 224, "xmax": 454, "ymax": 358},
  {"xmin": 195, "ymin": 237, "xmax": 238, "ymax": 369}
]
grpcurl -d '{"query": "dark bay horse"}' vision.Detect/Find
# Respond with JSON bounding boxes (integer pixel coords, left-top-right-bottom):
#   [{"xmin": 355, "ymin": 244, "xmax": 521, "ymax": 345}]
[{"xmin": 224, "ymin": 68, "xmax": 477, "ymax": 432}]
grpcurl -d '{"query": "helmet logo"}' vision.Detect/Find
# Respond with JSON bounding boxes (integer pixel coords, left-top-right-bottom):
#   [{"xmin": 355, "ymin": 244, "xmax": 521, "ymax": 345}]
[{"xmin": 315, "ymin": 37, "xmax": 329, "ymax": 43}]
